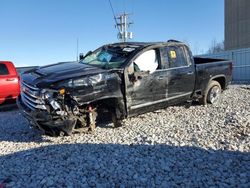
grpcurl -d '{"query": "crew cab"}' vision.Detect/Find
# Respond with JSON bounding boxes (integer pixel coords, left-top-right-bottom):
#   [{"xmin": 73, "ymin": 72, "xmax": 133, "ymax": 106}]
[
  {"xmin": 0, "ymin": 61, "xmax": 20, "ymax": 104},
  {"xmin": 17, "ymin": 40, "xmax": 232, "ymax": 136}
]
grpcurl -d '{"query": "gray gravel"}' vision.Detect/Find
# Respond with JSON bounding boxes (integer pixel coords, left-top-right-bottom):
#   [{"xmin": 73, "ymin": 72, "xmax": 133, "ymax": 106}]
[{"xmin": 0, "ymin": 85, "xmax": 249, "ymax": 187}]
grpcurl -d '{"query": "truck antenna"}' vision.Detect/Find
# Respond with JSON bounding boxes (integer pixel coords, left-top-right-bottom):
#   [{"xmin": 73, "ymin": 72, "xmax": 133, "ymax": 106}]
[{"xmin": 76, "ymin": 38, "xmax": 79, "ymax": 61}]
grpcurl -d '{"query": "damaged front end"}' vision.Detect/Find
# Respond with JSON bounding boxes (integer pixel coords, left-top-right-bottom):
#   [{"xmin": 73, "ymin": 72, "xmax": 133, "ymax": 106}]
[
  {"xmin": 17, "ymin": 81, "xmax": 98, "ymax": 136},
  {"xmin": 17, "ymin": 70, "xmax": 124, "ymax": 136}
]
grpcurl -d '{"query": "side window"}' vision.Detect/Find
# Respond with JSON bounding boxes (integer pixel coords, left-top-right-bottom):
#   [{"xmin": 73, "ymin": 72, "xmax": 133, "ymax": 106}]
[
  {"xmin": 134, "ymin": 49, "xmax": 159, "ymax": 73},
  {"xmin": 0, "ymin": 64, "xmax": 9, "ymax": 75},
  {"xmin": 161, "ymin": 46, "xmax": 189, "ymax": 69}
]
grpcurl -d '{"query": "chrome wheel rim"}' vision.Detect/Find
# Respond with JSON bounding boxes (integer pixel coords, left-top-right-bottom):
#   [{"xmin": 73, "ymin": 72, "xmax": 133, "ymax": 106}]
[{"xmin": 209, "ymin": 86, "xmax": 221, "ymax": 104}]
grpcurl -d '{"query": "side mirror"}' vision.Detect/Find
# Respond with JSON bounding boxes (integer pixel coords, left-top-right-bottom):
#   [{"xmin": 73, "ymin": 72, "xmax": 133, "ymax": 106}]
[
  {"xmin": 79, "ymin": 51, "xmax": 92, "ymax": 60},
  {"xmin": 129, "ymin": 71, "xmax": 149, "ymax": 83},
  {"xmin": 85, "ymin": 51, "xmax": 92, "ymax": 57},
  {"xmin": 79, "ymin": 53, "xmax": 84, "ymax": 60},
  {"xmin": 129, "ymin": 73, "xmax": 137, "ymax": 83}
]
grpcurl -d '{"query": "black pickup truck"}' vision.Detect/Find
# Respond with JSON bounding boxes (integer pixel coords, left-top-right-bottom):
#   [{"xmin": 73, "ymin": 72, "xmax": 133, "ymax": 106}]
[{"xmin": 17, "ymin": 40, "xmax": 232, "ymax": 136}]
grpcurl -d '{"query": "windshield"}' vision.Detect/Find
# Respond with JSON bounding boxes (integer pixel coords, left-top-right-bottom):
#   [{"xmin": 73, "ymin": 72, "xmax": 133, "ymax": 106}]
[{"xmin": 80, "ymin": 45, "xmax": 137, "ymax": 69}]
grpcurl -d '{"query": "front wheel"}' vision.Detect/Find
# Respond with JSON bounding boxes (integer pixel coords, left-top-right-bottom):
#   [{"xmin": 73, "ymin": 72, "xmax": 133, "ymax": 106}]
[{"xmin": 199, "ymin": 80, "xmax": 222, "ymax": 105}]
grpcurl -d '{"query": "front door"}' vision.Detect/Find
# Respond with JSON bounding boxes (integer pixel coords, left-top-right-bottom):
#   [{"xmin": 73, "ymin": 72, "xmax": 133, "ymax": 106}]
[{"xmin": 125, "ymin": 49, "xmax": 168, "ymax": 115}]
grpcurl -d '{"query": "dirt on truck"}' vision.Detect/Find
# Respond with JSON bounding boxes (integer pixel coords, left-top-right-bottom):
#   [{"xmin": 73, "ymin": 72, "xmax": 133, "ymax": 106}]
[{"xmin": 17, "ymin": 40, "xmax": 233, "ymax": 136}]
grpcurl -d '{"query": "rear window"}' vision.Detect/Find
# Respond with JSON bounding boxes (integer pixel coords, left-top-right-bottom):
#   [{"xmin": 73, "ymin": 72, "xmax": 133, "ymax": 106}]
[
  {"xmin": 0, "ymin": 64, "xmax": 9, "ymax": 75},
  {"xmin": 160, "ymin": 46, "xmax": 189, "ymax": 69}
]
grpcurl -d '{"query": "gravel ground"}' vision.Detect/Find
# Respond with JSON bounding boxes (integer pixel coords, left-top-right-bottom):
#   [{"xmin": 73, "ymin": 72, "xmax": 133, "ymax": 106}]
[{"xmin": 0, "ymin": 85, "xmax": 249, "ymax": 187}]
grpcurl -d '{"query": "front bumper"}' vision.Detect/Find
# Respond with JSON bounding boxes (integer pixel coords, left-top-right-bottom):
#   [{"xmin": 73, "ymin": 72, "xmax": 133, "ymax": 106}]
[{"xmin": 17, "ymin": 96, "xmax": 66, "ymax": 133}]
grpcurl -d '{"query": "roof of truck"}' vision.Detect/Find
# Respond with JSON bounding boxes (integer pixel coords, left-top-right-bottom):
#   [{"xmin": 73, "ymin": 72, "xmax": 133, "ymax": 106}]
[{"xmin": 110, "ymin": 40, "xmax": 185, "ymax": 48}]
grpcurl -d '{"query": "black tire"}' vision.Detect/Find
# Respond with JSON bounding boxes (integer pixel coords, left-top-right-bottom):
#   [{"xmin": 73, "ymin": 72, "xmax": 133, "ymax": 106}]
[
  {"xmin": 111, "ymin": 112, "xmax": 124, "ymax": 128},
  {"xmin": 199, "ymin": 80, "xmax": 221, "ymax": 105}
]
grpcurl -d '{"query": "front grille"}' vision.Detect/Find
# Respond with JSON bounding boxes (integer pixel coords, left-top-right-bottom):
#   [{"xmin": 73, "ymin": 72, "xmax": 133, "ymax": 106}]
[{"xmin": 21, "ymin": 82, "xmax": 46, "ymax": 110}]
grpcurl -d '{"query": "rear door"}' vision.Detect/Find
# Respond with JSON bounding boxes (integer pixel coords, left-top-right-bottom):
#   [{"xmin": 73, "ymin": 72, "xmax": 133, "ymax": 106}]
[
  {"xmin": 160, "ymin": 45, "xmax": 195, "ymax": 103},
  {"xmin": 0, "ymin": 62, "xmax": 19, "ymax": 102}
]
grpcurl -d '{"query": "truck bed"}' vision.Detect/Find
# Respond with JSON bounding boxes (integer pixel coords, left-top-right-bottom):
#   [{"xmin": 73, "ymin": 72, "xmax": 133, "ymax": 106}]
[
  {"xmin": 194, "ymin": 57, "xmax": 227, "ymax": 64},
  {"xmin": 194, "ymin": 57, "xmax": 233, "ymax": 94}
]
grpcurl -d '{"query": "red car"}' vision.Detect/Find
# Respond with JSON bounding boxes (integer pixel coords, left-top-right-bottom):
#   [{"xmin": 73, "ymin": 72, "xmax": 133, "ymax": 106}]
[{"xmin": 0, "ymin": 61, "xmax": 20, "ymax": 104}]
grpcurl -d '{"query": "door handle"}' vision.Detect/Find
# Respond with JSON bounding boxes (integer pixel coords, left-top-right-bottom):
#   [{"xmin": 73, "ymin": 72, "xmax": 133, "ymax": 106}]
[
  {"xmin": 157, "ymin": 76, "xmax": 164, "ymax": 80},
  {"xmin": 187, "ymin": 72, "xmax": 194, "ymax": 75},
  {"xmin": 6, "ymin": 78, "xmax": 15, "ymax": 81}
]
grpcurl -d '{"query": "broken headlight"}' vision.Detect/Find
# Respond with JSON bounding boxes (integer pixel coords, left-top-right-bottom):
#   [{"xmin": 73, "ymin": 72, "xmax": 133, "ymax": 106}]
[
  {"xmin": 67, "ymin": 78, "xmax": 88, "ymax": 87},
  {"xmin": 40, "ymin": 89, "xmax": 61, "ymax": 111},
  {"xmin": 67, "ymin": 74, "xmax": 104, "ymax": 87},
  {"xmin": 89, "ymin": 74, "xmax": 103, "ymax": 83},
  {"xmin": 41, "ymin": 89, "xmax": 53, "ymax": 99}
]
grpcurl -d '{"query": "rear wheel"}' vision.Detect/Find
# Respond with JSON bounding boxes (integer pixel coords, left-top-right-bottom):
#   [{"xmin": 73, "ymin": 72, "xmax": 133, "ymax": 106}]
[{"xmin": 199, "ymin": 80, "xmax": 221, "ymax": 105}]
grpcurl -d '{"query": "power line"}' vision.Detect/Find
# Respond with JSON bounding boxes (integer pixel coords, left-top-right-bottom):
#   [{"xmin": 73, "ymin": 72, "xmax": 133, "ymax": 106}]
[{"xmin": 108, "ymin": 0, "xmax": 121, "ymax": 33}]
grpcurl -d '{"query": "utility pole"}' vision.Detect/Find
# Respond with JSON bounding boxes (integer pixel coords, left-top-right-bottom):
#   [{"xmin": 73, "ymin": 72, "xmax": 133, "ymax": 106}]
[{"xmin": 116, "ymin": 13, "xmax": 133, "ymax": 42}]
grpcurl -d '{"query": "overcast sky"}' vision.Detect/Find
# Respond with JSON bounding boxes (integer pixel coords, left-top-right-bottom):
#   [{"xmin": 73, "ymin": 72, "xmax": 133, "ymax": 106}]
[{"xmin": 0, "ymin": 0, "xmax": 224, "ymax": 67}]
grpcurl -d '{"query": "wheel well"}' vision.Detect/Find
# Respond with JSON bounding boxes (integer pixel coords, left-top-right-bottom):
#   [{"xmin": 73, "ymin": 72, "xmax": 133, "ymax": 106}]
[
  {"xmin": 91, "ymin": 97, "xmax": 126, "ymax": 119},
  {"xmin": 212, "ymin": 77, "xmax": 226, "ymax": 90},
  {"xmin": 92, "ymin": 98, "xmax": 117, "ymax": 108}
]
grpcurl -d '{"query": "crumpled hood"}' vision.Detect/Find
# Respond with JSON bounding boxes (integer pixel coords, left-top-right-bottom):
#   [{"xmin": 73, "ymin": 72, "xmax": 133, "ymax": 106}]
[{"xmin": 21, "ymin": 61, "xmax": 107, "ymax": 87}]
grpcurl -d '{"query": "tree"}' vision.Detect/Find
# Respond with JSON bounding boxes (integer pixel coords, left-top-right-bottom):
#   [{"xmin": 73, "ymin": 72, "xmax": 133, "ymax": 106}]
[{"xmin": 207, "ymin": 39, "xmax": 224, "ymax": 54}]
